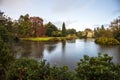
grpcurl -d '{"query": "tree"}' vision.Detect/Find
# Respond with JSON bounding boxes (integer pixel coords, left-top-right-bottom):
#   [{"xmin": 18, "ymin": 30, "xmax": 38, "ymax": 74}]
[
  {"xmin": 52, "ymin": 30, "xmax": 62, "ymax": 37},
  {"xmin": 101, "ymin": 25, "xmax": 105, "ymax": 30},
  {"xmin": 18, "ymin": 14, "xmax": 31, "ymax": 37},
  {"xmin": 77, "ymin": 31, "xmax": 82, "ymax": 38},
  {"xmin": 94, "ymin": 25, "xmax": 113, "ymax": 38},
  {"xmin": 62, "ymin": 22, "xmax": 66, "ymax": 37},
  {"xmin": 67, "ymin": 28, "xmax": 76, "ymax": 35},
  {"xmin": 45, "ymin": 22, "xmax": 58, "ymax": 37},
  {"xmin": 110, "ymin": 17, "xmax": 120, "ymax": 41}
]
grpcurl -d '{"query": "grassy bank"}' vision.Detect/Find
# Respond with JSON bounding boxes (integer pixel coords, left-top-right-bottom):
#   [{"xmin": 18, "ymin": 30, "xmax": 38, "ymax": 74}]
[
  {"xmin": 21, "ymin": 35, "xmax": 78, "ymax": 42},
  {"xmin": 21, "ymin": 37, "xmax": 52, "ymax": 41},
  {"xmin": 21, "ymin": 37, "xmax": 69, "ymax": 42}
]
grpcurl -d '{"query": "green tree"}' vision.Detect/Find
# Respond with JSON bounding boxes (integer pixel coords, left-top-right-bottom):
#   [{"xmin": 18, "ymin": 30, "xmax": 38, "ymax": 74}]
[
  {"xmin": 45, "ymin": 22, "xmax": 58, "ymax": 37},
  {"xmin": 62, "ymin": 22, "xmax": 66, "ymax": 37},
  {"xmin": 77, "ymin": 31, "xmax": 82, "ymax": 38},
  {"xmin": 0, "ymin": 12, "xmax": 15, "ymax": 42},
  {"xmin": 52, "ymin": 30, "xmax": 62, "ymax": 37},
  {"xmin": 101, "ymin": 25, "xmax": 105, "ymax": 30},
  {"xmin": 110, "ymin": 17, "xmax": 120, "ymax": 41},
  {"xmin": 67, "ymin": 28, "xmax": 76, "ymax": 35},
  {"xmin": 94, "ymin": 25, "xmax": 113, "ymax": 38},
  {"xmin": 18, "ymin": 14, "xmax": 31, "ymax": 37}
]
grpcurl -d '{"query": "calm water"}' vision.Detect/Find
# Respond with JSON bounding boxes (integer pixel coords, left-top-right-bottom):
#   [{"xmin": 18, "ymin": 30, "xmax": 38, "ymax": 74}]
[{"xmin": 14, "ymin": 39, "xmax": 120, "ymax": 70}]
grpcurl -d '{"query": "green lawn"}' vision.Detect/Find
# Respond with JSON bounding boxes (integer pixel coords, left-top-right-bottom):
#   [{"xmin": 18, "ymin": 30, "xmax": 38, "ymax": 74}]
[
  {"xmin": 21, "ymin": 37, "xmax": 52, "ymax": 41},
  {"xmin": 21, "ymin": 36, "xmax": 77, "ymax": 42},
  {"xmin": 20, "ymin": 37, "xmax": 65, "ymax": 42}
]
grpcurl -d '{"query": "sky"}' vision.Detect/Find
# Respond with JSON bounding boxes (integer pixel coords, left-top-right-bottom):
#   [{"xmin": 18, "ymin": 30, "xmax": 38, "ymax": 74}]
[{"xmin": 0, "ymin": 0, "xmax": 120, "ymax": 31}]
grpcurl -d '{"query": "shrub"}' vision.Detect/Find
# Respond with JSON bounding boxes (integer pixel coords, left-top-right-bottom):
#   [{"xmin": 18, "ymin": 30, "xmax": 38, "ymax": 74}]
[
  {"xmin": 6, "ymin": 58, "xmax": 40, "ymax": 80},
  {"xmin": 6, "ymin": 58, "xmax": 75, "ymax": 80},
  {"xmin": 75, "ymin": 53, "xmax": 120, "ymax": 80},
  {"xmin": 6, "ymin": 53, "xmax": 120, "ymax": 80},
  {"xmin": 95, "ymin": 37, "xmax": 120, "ymax": 45}
]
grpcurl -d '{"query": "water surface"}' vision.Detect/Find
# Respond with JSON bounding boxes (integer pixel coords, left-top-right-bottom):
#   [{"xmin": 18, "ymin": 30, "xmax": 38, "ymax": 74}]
[{"xmin": 14, "ymin": 39, "xmax": 120, "ymax": 70}]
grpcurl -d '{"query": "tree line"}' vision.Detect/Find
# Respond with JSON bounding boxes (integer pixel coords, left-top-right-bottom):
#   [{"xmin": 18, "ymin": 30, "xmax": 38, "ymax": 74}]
[
  {"xmin": 0, "ymin": 11, "xmax": 78, "ymax": 39},
  {"xmin": 94, "ymin": 17, "xmax": 120, "ymax": 44}
]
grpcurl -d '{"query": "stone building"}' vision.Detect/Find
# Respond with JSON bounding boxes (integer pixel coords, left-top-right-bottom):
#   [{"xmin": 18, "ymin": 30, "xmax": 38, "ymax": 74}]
[{"xmin": 82, "ymin": 28, "xmax": 94, "ymax": 38}]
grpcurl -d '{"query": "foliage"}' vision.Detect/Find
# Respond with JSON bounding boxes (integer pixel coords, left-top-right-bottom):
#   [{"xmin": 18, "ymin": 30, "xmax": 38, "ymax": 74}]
[
  {"xmin": 0, "ymin": 16, "xmax": 15, "ymax": 43},
  {"xmin": 0, "ymin": 37, "xmax": 14, "ymax": 79},
  {"xmin": 62, "ymin": 22, "xmax": 67, "ymax": 37},
  {"xmin": 6, "ymin": 58, "xmax": 40, "ymax": 80},
  {"xmin": 95, "ymin": 37, "xmax": 120, "ymax": 45},
  {"xmin": 76, "ymin": 53, "xmax": 120, "ymax": 80},
  {"xmin": 110, "ymin": 17, "xmax": 120, "ymax": 41},
  {"xmin": 76, "ymin": 31, "xmax": 82, "ymax": 38},
  {"xmin": 94, "ymin": 25, "xmax": 113, "ymax": 38},
  {"xmin": 66, "ymin": 34, "xmax": 77, "ymax": 40},
  {"xmin": 52, "ymin": 30, "xmax": 62, "ymax": 37},
  {"xmin": 18, "ymin": 14, "xmax": 31, "ymax": 37},
  {"xmin": 67, "ymin": 28, "xmax": 76, "ymax": 35},
  {"xmin": 0, "ymin": 25, "xmax": 10, "ymax": 42},
  {"xmin": 7, "ymin": 58, "xmax": 76, "ymax": 80},
  {"xmin": 45, "ymin": 22, "xmax": 58, "ymax": 37}
]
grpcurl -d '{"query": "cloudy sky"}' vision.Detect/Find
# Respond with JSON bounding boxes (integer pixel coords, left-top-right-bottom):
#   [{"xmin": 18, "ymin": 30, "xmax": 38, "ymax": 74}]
[{"xmin": 0, "ymin": 0, "xmax": 120, "ymax": 31}]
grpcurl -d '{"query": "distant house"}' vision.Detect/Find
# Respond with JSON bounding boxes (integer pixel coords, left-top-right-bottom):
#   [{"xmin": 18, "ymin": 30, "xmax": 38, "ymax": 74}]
[
  {"xmin": 30, "ymin": 17, "xmax": 45, "ymax": 37},
  {"xmin": 82, "ymin": 28, "xmax": 94, "ymax": 38}
]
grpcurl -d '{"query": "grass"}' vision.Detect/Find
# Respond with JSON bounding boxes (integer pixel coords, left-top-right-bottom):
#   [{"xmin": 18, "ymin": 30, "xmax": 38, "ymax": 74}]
[
  {"xmin": 21, "ymin": 37, "xmax": 52, "ymax": 41},
  {"xmin": 21, "ymin": 37, "xmax": 66, "ymax": 42},
  {"xmin": 21, "ymin": 36, "xmax": 77, "ymax": 42}
]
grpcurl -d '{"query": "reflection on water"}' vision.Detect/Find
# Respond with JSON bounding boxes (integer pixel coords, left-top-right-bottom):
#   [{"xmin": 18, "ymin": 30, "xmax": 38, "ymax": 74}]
[
  {"xmin": 14, "ymin": 39, "xmax": 120, "ymax": 70},
  {"xmin": 62, "ymin": 41, "xmax": 66, "ymax": 53},
  {"xmin": 45, "ymin": 43, "xmax": 57, "ymax": 53},
  {"xmin": 98, "ymin": 45, "xmax": 120, "ymax": 64}
]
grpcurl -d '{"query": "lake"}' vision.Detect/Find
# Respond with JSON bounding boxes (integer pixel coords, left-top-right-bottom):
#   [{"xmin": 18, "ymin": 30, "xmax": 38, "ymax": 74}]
[{"xmin": 14, "ymin": 39, "xmax": 120, "ymax": 70}]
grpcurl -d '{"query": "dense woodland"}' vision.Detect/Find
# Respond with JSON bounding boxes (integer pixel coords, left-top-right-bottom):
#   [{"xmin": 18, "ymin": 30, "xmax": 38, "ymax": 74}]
[{"xmin": 0, "ymin": 11, "xmax": 120, "ymax": 80}]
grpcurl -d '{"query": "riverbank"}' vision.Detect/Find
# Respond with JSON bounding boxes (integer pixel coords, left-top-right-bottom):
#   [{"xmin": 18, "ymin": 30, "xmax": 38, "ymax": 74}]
[{"xmin": 20, "ymin": 36, "xmax": 77, "ymax": 42}]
